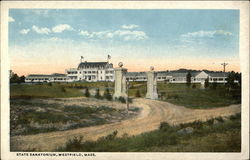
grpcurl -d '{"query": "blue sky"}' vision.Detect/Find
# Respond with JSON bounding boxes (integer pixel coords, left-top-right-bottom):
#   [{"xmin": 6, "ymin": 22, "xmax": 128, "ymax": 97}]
[{"xmin": 8, "ymin": 9, "xmax": 240, "ymax": 75}]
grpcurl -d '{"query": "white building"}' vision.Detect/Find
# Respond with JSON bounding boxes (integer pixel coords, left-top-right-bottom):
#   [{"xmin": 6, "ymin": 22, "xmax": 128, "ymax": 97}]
[
  {"xmin": 126, "ymin": 71, "xmax": 230, "ymax": 84},
  {"xmin": 66, "ymin": 61, "xmax": 114, "ymax": 82},
  {"xmin": 25, "ymin": 73, "xmax": 67, "ymax": 83}
]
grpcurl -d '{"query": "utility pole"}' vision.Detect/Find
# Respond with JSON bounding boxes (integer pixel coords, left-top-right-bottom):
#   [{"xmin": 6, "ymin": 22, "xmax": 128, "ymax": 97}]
[
  {"xmin": 221, "ymin": 62, "xmax": 228, "ymax": 72},
  {"xmin": 221, "ymin": 62, "xmax": 228, "ymax": 85}
]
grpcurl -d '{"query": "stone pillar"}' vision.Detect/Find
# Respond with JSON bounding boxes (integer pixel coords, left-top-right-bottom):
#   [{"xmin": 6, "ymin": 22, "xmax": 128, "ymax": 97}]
[
  {"xmin": 146, "ymin": 67, "xmax": 158, "ymax": 100},
  {"xmin": 113, "ymin": 62, "xmax": 127, "ymax": 99},
  {"xmin": 200, "ymin": 80, "xmax": 205, "ymax": 89}
]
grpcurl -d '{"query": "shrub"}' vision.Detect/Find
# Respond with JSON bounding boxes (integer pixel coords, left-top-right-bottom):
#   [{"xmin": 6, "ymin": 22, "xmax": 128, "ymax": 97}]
[
  {"xmin": 61, "ymin": 87, "xmax": 66, "ymax": 92},
  {"xmin": 212, "ymin": 81, "xmax": 217, "ymax": 90},
  {"xmin": 215, "ymin": 116, "xmax": 224, "ymax": 123},
  {"xmin": 47, "ymin": 82, "xmax": 52, "ymax": 86},
  {"xmin": 135, "ymin": 90, "xmax": 141, "ymax": 97},
  {"xmin": 103, "ymin": 88, "xmax": 112, "ymax": 101},
  {"xmin": 118, "ymin": 96, "xmax": 126, "ymax": 103},
  {"xmin": 64, "ymin": 136, "xmax": 84, "ymax": 151},
  {"xmin": 85, "ymin": 88, "xmax": 90, "ymax": 97},
  {"xmin": 192, "ymin": 84, "xmax": 196, "ymax": 89},
  {"xmin": 94, "ymin": 88, "xmax": 101, "ymax": 99},
  {"xmin": 159, "ymin": 122, "xmax": 171, "ymax": 131},
  {"xmin": 205, "ymin": 77, "xmax": 209, "ymax": 88}
]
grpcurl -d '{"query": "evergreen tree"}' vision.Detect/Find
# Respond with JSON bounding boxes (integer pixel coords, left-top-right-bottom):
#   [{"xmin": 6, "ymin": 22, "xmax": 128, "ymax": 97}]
[
  {"xmin": 103, "ymin": 88, "xmax": 112, "ymax": 101},
  {"xmin": 85, "ymin": 87, "xmax": 90, "ymax": 97},
  {"xmin": 186, "ymin": 72, "xmax": 191, "ymax": 87},
  {"xmin": 204, "ymin": 77, "xmax": 209, "ymax": 88},
  {"xmin": 95, "ymin": 88, "xmax": 101, "ymax": 99}
]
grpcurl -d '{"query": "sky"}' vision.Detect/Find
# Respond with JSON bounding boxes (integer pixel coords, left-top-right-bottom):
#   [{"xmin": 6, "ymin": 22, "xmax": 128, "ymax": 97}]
[{"xmin": 8, "ymin": 9, "xmax": 240, "ymax": 76}]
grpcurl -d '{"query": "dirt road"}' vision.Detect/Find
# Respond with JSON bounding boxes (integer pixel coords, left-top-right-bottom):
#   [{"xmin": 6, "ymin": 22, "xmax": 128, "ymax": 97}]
[{"xmin": 10, "ymin": 98, "xmax": 240, "ymax": 151}]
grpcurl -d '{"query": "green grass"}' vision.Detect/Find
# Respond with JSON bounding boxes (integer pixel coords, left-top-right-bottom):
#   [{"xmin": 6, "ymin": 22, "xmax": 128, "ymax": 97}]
[
  {"xmin": 128, "ymin": 82, "xmax": 241, "ymax": 108},
  {"xmin": 10, "ymin": 82, "xmax": 115, "ymax": 98},
  {"xmin": 10, "ymin": 81, "xmax": 241, "ymax": 108},
  {"xmin": 157, "ymin": 82, "xmax": 240, "ymax": 108},
  {"xmin": 57, "ymin": 113, "xmax": 241, "ymax": 152},
  {"xmin": 10, "ymin": 83, "xmax": 83, "ymax": 98}
]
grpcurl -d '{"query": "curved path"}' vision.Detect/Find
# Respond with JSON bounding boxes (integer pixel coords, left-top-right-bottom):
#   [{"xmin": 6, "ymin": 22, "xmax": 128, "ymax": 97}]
[{"xmin": 10, "ymin": 98, "xmax": 240, "ymax": 151}]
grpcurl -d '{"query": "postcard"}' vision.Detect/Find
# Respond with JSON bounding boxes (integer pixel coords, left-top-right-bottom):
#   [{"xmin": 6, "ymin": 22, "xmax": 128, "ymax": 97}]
[{"xmin": 1, "ymin": 1, "xmax": 249, "ymax": 160}]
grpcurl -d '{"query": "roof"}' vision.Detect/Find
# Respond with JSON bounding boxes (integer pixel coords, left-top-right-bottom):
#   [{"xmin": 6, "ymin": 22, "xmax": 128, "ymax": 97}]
[
  {"xmin": 126, "ymin": 71, "xmax": 227, "ymax": 78},
  {"xmin": 27, "ymin": 73, "xmax": 66, "ymax": 78},
  {"xmin": 207, "ymin": 72, "xmax": 229, "ymax": 77},
  {"xmin": 77, "ymin": 61, "xmax": 110, "ymax": 69},
  {"xmin": 126, "ymin": 72, "xmax": 146, "ymax": 77}
]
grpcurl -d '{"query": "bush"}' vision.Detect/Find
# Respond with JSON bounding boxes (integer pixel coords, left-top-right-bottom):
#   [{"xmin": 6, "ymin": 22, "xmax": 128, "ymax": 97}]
[
  {"xmin": 215, "ymin": 116, "xmax": 224, "ymax": 123},
  {"xmin": 118, "ymin": 96, "xmax": 126, "ymax": 103},
  {"xmin": 135, "ymin": 90, "xmax": 141, "ymax": 97},
  {"xmin": 192, "ymin": 84, "xmax": 196, "ymax": 89},
  {"xmin": 64, "ymin": 136, "xmax": 84, "ymax": 151},
  {"xmin": 205, "ymin": 77, "xmax": 209, "ymax": 88},
  {"xmin": 61, "ymin": 87, "xmax": 66, "ymax": 92},
  {"xmin": 103, "ymin": 88, "xmax": 112, "ymax": 101},
  {"xmin": 94, "ymin": 88, "xmax": 102, "ymax": 99},
  {"xmin": 159, "ymin": 122, "xmax": 171, "ymax": 131},
  {"xmin": 47, "ymin": 82, "xmax": 52, "ymax": 86},
  {"xmin": 85, "ymin": 88, "xmax": 90, "ymax": 97}
]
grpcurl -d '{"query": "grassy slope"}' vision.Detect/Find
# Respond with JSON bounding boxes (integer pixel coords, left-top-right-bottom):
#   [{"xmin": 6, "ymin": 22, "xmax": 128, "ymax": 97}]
[
  {"xmin": 10, "ymin": 81, "xmax": 240, "ymax": 108},
  {"xmin": 58, "ymin": 113, "xmax": 241, "ymax": 152},
  {"xmin": 10, "ymin": 83, "xmax": 83, "ymax": 98},
  {"xmin": 129, "ymin": 82, "xmax": 240, "ymax": 108}
]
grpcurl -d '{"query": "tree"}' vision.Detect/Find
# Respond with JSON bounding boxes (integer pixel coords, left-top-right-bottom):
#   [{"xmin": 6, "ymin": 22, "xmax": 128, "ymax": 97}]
[
  {"xmin": 10, "ymin": 73, "xmax": 19, "ymax": 83},
  {"xmin": 19, "ymin": 75, "xmax": 25, "ymax": 83},
  {"xmin": 103, "ymin": 88, "xmax": 112, "ymax": 101},
  {"xmin": 135, "ymin": 89, "xmax": 141, "ymax": 97},
  {"xmin": 85, "ymin": 87, "xmax": 90, "ymax": 97},
  {"xmin": 204, "ymin": 77, "xmax": 209, "ymax": 88},
  {"xmin": 186, "ymin": 72, "xmax": 191, "ymax": 87},
  {"xmin": 9, "ymin": 71, "xmax": 25, "ymax": 83},
  {"xmin": 95, "ymin": 88, "xmax": 101, "ymax": 99},
  {"xmin": 226, "ymin": 71, "xmax": 238, "ymax": 89}
]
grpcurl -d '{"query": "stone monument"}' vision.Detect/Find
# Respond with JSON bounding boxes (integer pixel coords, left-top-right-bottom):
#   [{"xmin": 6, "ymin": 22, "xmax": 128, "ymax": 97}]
[
  {"xmin": 113, "ymin": 62, "xmax": 128, "ymax": 99},
  {"xmin": 146, "ymin": 66, "xmax": 158, "ymax": 100}
]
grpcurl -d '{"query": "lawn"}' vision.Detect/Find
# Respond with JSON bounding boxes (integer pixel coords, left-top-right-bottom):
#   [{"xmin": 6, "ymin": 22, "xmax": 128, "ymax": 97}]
[
  {"xmin": 128, "ymin": 82, "xmax": 241, "ymax": 108},
  {"xmin": 10, "ymin": 81, "xmax": 241, "ymax": 108},
  {"xmin": 57, "ymin": 113, "xmax": 241, "ymax": 152},
  {"xmin": 10, "ymin": 83, "xmax": 83, "ymax": 98}
]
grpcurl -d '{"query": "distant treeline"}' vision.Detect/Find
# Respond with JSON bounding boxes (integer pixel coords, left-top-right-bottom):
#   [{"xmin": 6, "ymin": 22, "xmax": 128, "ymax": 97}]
[
  {"xmin": 10, "ymin": 71, "xmax": 25, "ymax": 83},
  {"xmin": 158, "ymin": 68, "xmax": 240, "ymax": 73}
]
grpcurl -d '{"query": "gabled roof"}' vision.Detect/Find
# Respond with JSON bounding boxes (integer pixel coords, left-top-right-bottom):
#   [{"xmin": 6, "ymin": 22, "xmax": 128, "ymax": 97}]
[{"xmin": 77, "ymin": 61, "xmax": 109, "ymax": 69}]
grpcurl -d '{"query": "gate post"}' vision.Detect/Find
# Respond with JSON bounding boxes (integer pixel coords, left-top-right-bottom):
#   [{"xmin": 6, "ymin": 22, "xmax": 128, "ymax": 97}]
[{"xmin": 146, "ymin": 66, "xmax": 158, "ymax": 100}]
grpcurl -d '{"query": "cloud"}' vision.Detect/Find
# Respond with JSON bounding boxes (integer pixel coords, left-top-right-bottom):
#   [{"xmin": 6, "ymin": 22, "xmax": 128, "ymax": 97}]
[
  {"xmin": 121, "ymin": 24, "xmax": 139, "ymax": 30},
  {"xmin": 181, "ymin": 30, "xmax": 232, "ymax": 39},
  {"xmin": 9, "ymin": 16, "xmax": 15, "ymax": 22},
  {"xmin": 114, "ymin": 30, "xmax": 147, "ymax": 40},
  {"xmin": 31, "ymin": 10, "xmax": 49, "ymax": 17},
  {"xmin": 52, "ymin": 24, "xmax": 74, "ymax": 33},
  {"xmin": 32, "ymin": 25, "xmax": 51, "ymax": 34},
  {"xmin": 19, "ymin": 29, "xmax": 30, "ymax": 35},
  {"xmin": 79, "ymin": 30, "xmax": 90, "ymax": 36},
  {"xmin": 79, "ymin": 29, "xmax": 147, "ymax": 41}
]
